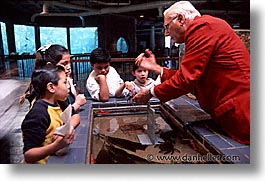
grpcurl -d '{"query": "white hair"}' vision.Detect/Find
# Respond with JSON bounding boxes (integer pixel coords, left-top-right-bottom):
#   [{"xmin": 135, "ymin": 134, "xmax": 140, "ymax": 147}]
[{"xmin": 164, "ymin": 1, "xmax": 201, "ymax": 20}]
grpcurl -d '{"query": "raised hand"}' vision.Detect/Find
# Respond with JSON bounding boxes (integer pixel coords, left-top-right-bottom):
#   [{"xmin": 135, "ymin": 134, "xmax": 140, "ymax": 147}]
[{"xmin": 135, "ymin": 49, "xmax": 162, "ymax": 75}]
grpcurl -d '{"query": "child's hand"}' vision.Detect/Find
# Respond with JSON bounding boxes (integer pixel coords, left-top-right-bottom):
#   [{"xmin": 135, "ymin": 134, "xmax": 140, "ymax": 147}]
[
  {"xmin": 132, "ymin": 88, "xmax": 152, "ymax": 104},
  {"xmin": 53, "ymin": 127, "xmax": 75, "ymax": 150},
  {"xmin": 125, "ymin": 81, "xmax": 135, "ymax": 97},
  {"xmin": 125, "ymin": 81, "xmax": 134, "ymax": 92},
  {"xmin": 52, "ymin": 135, "xmax": 68, "ymax": 150},
  {"xmin": 95, "ymin": 74, "xmax": 106, "ymax": 83},
  {"xmin": 75, "ymin": 94, "xmax": 86, "ymax": 106}
]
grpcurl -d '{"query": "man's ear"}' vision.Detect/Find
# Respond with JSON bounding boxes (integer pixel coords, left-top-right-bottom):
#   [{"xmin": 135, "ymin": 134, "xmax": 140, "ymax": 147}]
[
  {"xmin": 47, "ymin": 82, "xmax": 55, "ymax": 93},
  {"xmin": 177, "ymin": 14, "xmax": 185, "ymax": 24}
]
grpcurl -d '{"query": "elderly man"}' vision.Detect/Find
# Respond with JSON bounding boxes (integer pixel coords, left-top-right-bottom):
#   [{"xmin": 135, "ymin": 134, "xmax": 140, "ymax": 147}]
[{"xmin": 132, "ymin": 1, "xmax": 250, "ymax": 144}]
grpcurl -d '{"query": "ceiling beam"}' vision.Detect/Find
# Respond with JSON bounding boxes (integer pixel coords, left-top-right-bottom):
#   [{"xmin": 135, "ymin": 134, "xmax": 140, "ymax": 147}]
[{"xmin": 31, "ymin": 1, "xmax": 176, "ymax": 22}]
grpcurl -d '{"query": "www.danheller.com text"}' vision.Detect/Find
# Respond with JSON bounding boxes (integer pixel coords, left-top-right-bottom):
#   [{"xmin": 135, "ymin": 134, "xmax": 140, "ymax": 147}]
[{"xmin": 145, "ymin": 153, "xmax": 240, "ymax": 163}]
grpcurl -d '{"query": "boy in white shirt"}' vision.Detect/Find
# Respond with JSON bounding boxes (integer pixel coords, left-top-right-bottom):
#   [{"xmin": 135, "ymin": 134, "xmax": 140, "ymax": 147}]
[{"xmin": 86, "ymin": 47, "xmax": 129, "ymax": 101}]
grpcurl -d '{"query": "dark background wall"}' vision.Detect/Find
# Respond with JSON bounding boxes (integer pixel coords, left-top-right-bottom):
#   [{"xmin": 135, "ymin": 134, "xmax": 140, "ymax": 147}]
[{"xmin": 0, "ymin": 0, "xmax": 250, "ymax": 57}]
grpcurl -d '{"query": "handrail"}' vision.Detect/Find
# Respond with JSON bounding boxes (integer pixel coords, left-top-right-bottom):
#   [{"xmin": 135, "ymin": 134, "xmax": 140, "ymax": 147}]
[{"xmin": 71, "ymin": 57, "xmax": 179, "ymax": 63}]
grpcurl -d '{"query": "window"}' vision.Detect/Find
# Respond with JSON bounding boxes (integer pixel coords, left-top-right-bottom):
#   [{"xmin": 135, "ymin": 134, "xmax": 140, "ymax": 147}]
[
  {"xmin": 70, "ymin": 27, "xmax": 98, "ymax": 54},
  {"xmin": 116, "ymin": 37, "xmax": 128, "ymax": 53},
  {"xmin": 14, "ymin": 24, "xmax": 36, "ymax": 54},
  {"xmin": 40, "ymin": 27, "xmax": 67, "ymax": 48},
  {"xmin": 0, "ymin": 22, "xmax": 9, "ymax": 55}
]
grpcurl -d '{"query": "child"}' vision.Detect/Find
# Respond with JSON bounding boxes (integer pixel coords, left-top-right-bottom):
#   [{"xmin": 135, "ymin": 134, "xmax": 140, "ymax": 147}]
[
  {"xmin": 125, "ymin": 64, "xmax": 159, "ymax": 97},
  {"xmin": 19, "ymin": 44, "xmax": 86, "ymax": 112},
  {"xmin": 86, "ymin": 47, "xmax": 129, "ymax": 101},
  {"xmin": 21, "ymin": 65, "xmax": 75, "ymax": 164}
]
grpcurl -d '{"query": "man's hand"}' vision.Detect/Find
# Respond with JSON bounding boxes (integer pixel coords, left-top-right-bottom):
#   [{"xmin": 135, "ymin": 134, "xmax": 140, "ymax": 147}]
[{"xmin": 135, "ymin": 49, "xmax": 162, "ymax": 75}]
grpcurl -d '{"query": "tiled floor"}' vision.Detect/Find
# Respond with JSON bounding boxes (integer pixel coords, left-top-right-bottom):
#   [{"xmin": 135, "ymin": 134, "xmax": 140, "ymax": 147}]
[{"xmin": 0, "ymin": 79, "xmax": 30, "ymax": 164}]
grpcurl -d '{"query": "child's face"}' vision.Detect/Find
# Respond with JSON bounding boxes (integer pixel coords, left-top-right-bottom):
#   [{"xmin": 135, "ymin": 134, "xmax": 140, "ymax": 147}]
[
  {"xmin": 54, "ymin": 71, "xmax": 69, "ymax": 102},
  {"xmin": 133, "ymin": 67, "xmax": 149, "ymax": 84},
  {"xmin": 57, "ymin": 53, "xmax": 71, "ymax": 77},
  {"xmin": 92, "ymin": 62, "xmax": 110, "ymax": 76}
]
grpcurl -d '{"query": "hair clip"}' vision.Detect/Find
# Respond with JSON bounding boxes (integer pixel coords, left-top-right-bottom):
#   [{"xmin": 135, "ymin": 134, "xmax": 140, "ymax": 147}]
[{"xmin": 37, "ymin": 44, "xmax": 52, "ymax": 53}]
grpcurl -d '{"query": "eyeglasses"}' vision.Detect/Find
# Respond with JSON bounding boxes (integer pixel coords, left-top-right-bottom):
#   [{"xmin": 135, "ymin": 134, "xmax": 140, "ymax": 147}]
[{"xmin": 164, "ymin": 16, "xmax": 177, "ymax": 31}]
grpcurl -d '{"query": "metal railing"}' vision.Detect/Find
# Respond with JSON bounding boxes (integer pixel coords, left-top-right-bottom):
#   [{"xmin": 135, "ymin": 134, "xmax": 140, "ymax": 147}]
[
  {"xmin": 70, "ymin": 56, "xmax": 179, "ymax": 94},
  {"xmin": 1, "ymin": 54, "xmax": 179, "ymax": 96}
]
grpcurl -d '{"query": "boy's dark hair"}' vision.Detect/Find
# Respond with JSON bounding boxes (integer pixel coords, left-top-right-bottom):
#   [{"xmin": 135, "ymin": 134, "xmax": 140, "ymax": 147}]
[
  {"xmin": 90, "ymin": 47, "xmax": 111, "ymax": 64},
  {"xmin": 35, "ymin": 44, "xmax": 69, "ymax": 69},
  {"xmin": 132, "ymin": 64, "xmax": 140, "ymax": 72},
  {"xmin": 31, "ymin": 65, "xmax": 65, "ymax": 97}
]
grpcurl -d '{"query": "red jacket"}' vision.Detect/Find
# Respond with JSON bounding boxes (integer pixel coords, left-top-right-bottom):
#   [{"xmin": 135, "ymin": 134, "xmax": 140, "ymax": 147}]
[{"xmin": 154, "ymin": 15, "xmax": 250, "ymax": 144}]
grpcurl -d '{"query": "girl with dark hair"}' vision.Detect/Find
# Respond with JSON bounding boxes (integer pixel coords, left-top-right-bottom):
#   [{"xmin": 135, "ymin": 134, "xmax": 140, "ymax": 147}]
[{"xmin": 19, "ymin": 44, "xmax": 86, "ymax": 111}]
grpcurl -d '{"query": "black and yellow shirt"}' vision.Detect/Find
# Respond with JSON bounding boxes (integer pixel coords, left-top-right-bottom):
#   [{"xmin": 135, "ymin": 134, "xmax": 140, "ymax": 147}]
[{"xmin": 21, "ymin": 99, "xmax": 66, "ymax": 164}]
